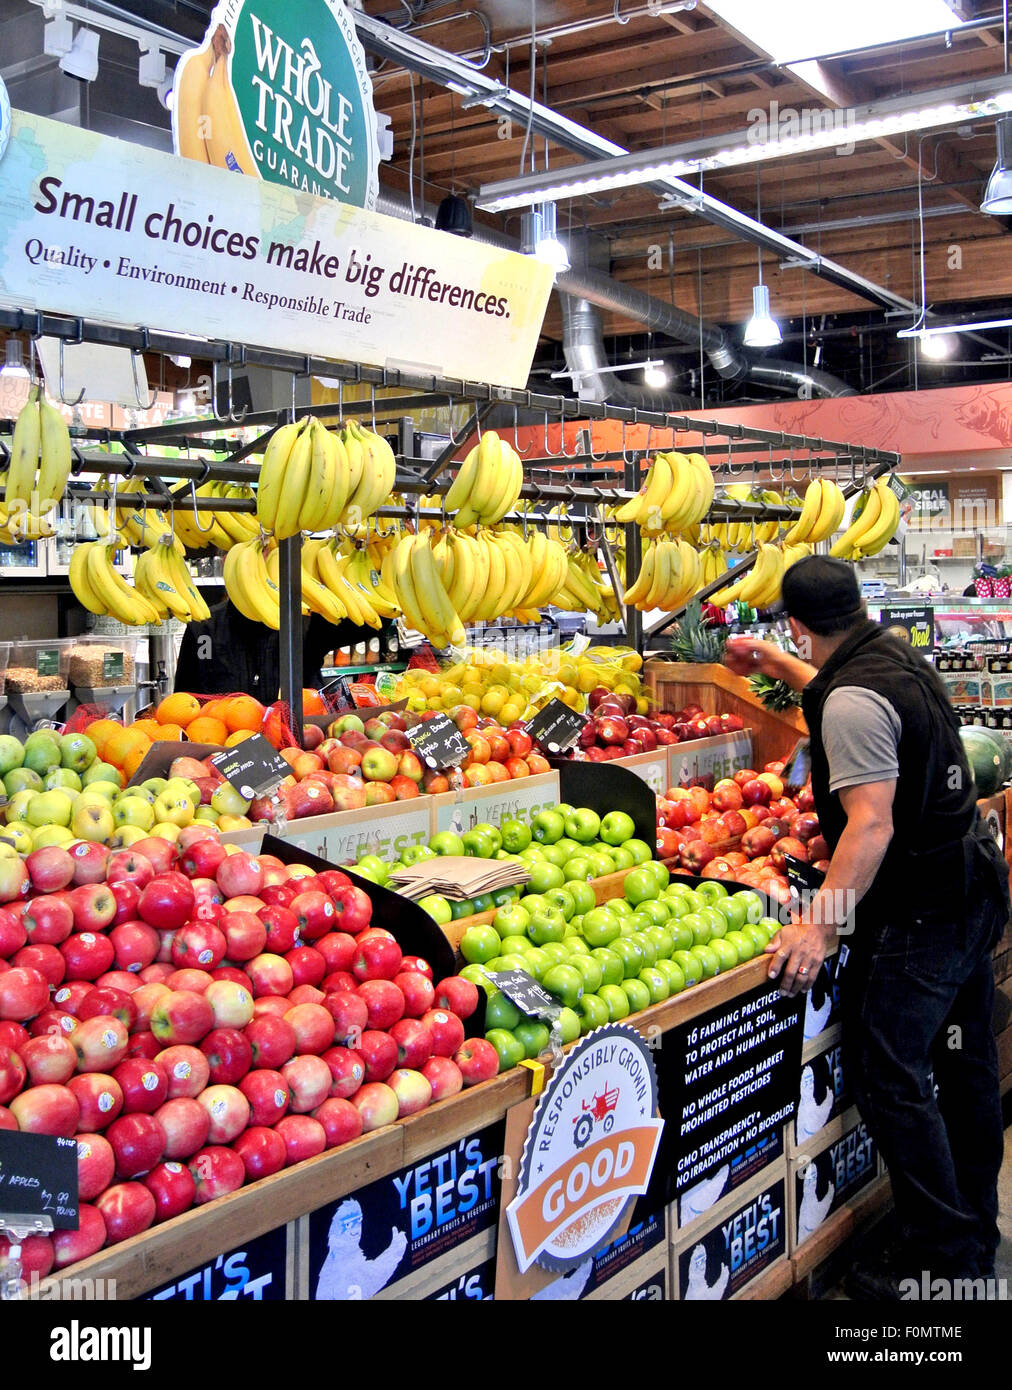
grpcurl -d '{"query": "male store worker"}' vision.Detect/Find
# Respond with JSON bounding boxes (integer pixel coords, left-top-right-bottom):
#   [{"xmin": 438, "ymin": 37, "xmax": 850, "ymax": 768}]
[{"xmin": 724, "ymin": 556, "xmax": 1010, "ymax": 1300}]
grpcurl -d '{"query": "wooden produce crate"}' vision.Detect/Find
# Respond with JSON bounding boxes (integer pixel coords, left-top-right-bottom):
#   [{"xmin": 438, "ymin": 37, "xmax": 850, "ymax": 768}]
[{"xmin": 645, "ymin": 661, "xmax": 807, "ymax": 771}]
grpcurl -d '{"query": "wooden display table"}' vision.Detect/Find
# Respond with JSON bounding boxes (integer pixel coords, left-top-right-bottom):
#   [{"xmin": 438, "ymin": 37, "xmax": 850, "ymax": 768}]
[{"xmin": 645, "ymin": 661, "xmax": 807, "ymax": 770}]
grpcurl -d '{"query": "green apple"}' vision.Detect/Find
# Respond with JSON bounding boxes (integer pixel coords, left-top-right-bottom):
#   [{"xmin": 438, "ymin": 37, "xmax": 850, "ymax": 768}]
[
  {"xmin": 663, "ymin": 894, "xmax": 693, "ymax": 921},
  {"xmin": 401, "ymin": 844, "xmax": 438, "ymax": 866},
  {"xmin": 31, "ymin": 824, "xmax": 74, "ymax": 849},
  {"xmin": 499, "ymin": 818, "xmax": 531, "ymax": 855},
  {"xmin": 591, "ymin": 948, "xmax": 624, "ymax": 987},
  {"xmin": 81, "ymin": 761, "xmax": 122, "ymax": 787},
  {"xmin": 487, "ymin": 954, "xmax": 529, "ymax": 977},
  {"xmin": 521, "ymin": 947, "xmax": 549, "ymax": 980},
  {"xmin": 580, "ymin": 907, "xmax": 619, "ymax": 948},
  {"xmin": 578, "ymin": 993, "xmax": 610, "ymax": 1035},
  {"xmin": 564, "ymin": 917, "xmax": 583, "ymax": 938},
  {"xmin": 610, "ymin": 937, "xmax": 645, "ymax": 979},
  {"xmin": 352, "ymin": 862, "xmax": 385, "ymax": 886},
  {"xmin": 561, "ymin": 936, "xmax": 590, "ymax": 957},
  {"xmin": 112, "ymin": 796, "xmax": 156, "ymax": 832},
  {"xmin": 538, "ymin": 843, "xmax": 570, "ymax": 869},
  {"xmin": 140, "ymin": 776, "xmax": 168, "ymax": 799},
  {"xmin": 194, "ymin": 807, "xmax": 220, "ymax": 825},
  {"xmin": 59, "ymin": 732, "xmax": 96, "ymax": 774},
  {"xmin": 26, "ymin": 789, "xmax": 74, "ymax": 829},
  {"xmin": 672, "ymin": 950, "xmax": 703, "ymax": 987},
  {"xmin": 600, "ymin": 810, "xmax": 635, "ymax": 846},
  {"xmin": 542, "ymin": 963, "xmax": 584, "ymax": 1009},
  {"xmin": 0, "ymin": 822, "xmax": 33, "ymax": 855},
  {"xmin": 418, "ymin": 894, "xmax": 452, "ymax": 925},
  {"xmin": 355, "ymin": 854, "xmax": 390, "ymax": 886},
  {"xmin": 725, "ymin": 929, "xmax": 755, "ymax": 962},
  {"xmin": 664, "ymin": 882, "xmax": 699, "ymax": 903},
  {"xmin": 0, "ymin": 735, "xmax": 25, "ymax": 778},
  {"xmin": 711, "ymin": 937, "xmax": 739, "ymax": 972},
  {"xmin": 634, "ymin": 933, "xmax": 657, "ymax": 968},
  {"xmin": 634, "ymin": 899, "xmax": 670, "ymax": 927},
  {"xmin": 624, "ymin": 866, "xmax": 660, "ymax": 907},
  {"xmin": 485, "ymin": 1028, "xmax": 526, "ymax": 1073},
  {"xmin": 210, "ymin": 782, "xmax": 250, "ymax": 817},
  {"xmin": 517, "ymin": 846, "xmax": 546, "ymax": 865},
  {"xmin": 491, "ymin": 884, "xmax": 521, "ymax": 907},
  {"xmin": 470, "ymin": 894, "xmax": 495, "ymax": 915},
  {"xmin": 527, "ymin": 860, "xmax": 565, "ymax": 894},
  {"xmin": 698, "ymin": 906, "xmax": 729, "ymax": 941},
  {"xmin": 692, "ymin": 944, "xmax": 721, "ymax": 979},
  {"xmin": 735, "ymin": 891, "xmax": 766, "ymax": 925},
  {"xmin": 513, "ymin": 1020, "xmax": 551, "ymax": 1059},
  {"xmin": 505, "ymin": 935, "xmax": 536, "ymax": 956},
  {"xmin": 608, "ymin": 898, "xmax": 633, "ymax": 918},
  {"xmin": 644, "ymin": 926, "xmax": 675, "ymax": 961},
  {"xmin": 598, "ymin": 983, "xmax": 631, "ymax": 1022},
  {"xmin": 695, "ymin": 880, "xmax": 728, "ymax": 904},
  {"xmin": 555, "ymin": 804, "xmax": 575, "ymax": 821},
  {"xmin": 122, "ymin": 784, "xmax": 156, "ymax": 805},
  {"xmin": 79, "ymin": 781, "xmax": 120, "ymax": 803},
  {"xmin": 609, "ymin": 846, "xmax": 635, "ymax": 872},
  {"xmin": 567, "ymin": 880, "xmax": 597, "ymax": 916},
  {"xmin": 556, "ymin": 1006, "xmax": 582, "ymax": 1045},
  {"xmin": 460, "ymin": 924, "xmax": 503, "ymax": 965},
  {"xmin": 462, "ymin": 829, "xmax": 497, "ymax": 859},
  {"xmin": 669, "ymin": 920, "xmax": 694, "ymax": 952},
  {"xmin": 4, "ymin": 767, "xmax": 42, "ymax": 797},
  {"xmin": 44, "ymin": 767, "xmax": 81, "ymax": 792},
  {"xmin": 473, "ymin": 822, "xmax": 502, "ymax": 853},
  {"xmin": 585, "ymin": 850, "xmax": 617, "ymax": 880},
  {"xmin": 543, "ymin": 886, "xmax": 576, "ymax": 922},
  {"xmin": 527, "ymin": 904, "xmax": 567, "ymax": 946},
  {"xmin": 152, "ymin": 789, "xmax": 195, "ymax": 828},
  {"xmin": 7, "ymin": 790, "xmax": 38, "ymax": 824},
  {"xmin": 562, "ymin": 855, "xmax": 595, "ymax": 883},
  {"xmin": 553, "ymin": 838, "xmax": 583, "ymax": 862},
  {"xmin": 531, "ymin": 809, "xmax": 565, "ymax": 845},
  {"xmin": 638, "ymin": 967, "xmax": 670, "ymax": 1005},
  {"xmin": 623, "ymin": 837, "xmax": 653, "ymax": 866},
  {"xmin": 564, "ymin": 807, "xmax": 601, "ymax": 844},
  {"xmin": 493, "ymin": 905, "xmax": 531, "ymax": 940},
  {"xmin": 23, "ymin": 730, "xmax": 62, "ymax": 778},
  {"xmin": 429, "ymin": 830, "xmax": 466, "ymax": 857},
  {"xmin": 569, "ymin": 954, "xmax": 604, "ymax": 994},
  {"xmin": 450, "ymin": 902, "xmax": 477, "ymax": 926},
  {"xmin": 71, "ymin": 799, "xmax": 115, "ymax": 843},
  {"xmin": 655, "ymin": 958, "xmax": 687, "ymax": 994},
  {"xmin": 683, "ymin": 913, "xmax": 711, "ymax": 947},
  {"xmin": 485, "ymin": 993, "xmax": 523, "ymax": 1030},
  {"xmin": 459, "ymin": 963, "xmax": 498, "ymax": 997},
  {"xmin": 536, "ymin": 942, "xmax": 570, "ymax": 968},
  {"xmin": 620, "ymin": 977, "xmax": 651, "ymax": 1015}
]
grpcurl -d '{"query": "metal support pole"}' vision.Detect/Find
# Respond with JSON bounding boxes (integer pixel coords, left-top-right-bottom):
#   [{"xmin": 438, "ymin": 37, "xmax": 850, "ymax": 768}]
[
  {"xmin": 624, "ymin": 456, "xmax": 643, "ymax": 656},
  {"xmin": 278, "ymin": 535, "xmax": 304, "ymax": 747}
]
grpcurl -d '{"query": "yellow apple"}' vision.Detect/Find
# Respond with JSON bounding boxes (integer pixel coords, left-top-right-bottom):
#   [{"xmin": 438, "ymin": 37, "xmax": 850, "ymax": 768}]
[
  {"xmin": 111, "ymin": 825, "xmax": 148, "ymax": 848},
  {"xmin": 31, "ymin": 824, "xmax": 75, "ymax": 849},
  {"xmin": 151, "ymin": 822, "xmax": 182, "ymax": 842},
  {"xmin": 0, "ymin": 821, "xmax": 34, "ymax": 854},
  {"xmin": 26, "ymin": 790, "xmax": 74, "ymax": 829},
  {"xmin": 112, "ymin": 797, "xmax": 156, "ymax": 832},
  {"xmin": 70, "ymin": 800, "xmax": 115, "ymax": 843}
]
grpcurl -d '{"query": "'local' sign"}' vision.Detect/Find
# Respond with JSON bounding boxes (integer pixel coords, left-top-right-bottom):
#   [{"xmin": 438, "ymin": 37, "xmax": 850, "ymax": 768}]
[
  {"xmin": 172, "ymin": 0, "xmax": 378, "ymax": 209},
  {"xmin": 506, "ymin": 1025, "xmax": 664, "ymax": 1273}
]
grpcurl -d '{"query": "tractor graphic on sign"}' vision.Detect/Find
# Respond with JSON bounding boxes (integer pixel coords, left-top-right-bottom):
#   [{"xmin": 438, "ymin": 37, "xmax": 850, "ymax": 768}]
[{"xmin": 572, "ymin": 1085, "xmax": 620, "ymax": 1149}]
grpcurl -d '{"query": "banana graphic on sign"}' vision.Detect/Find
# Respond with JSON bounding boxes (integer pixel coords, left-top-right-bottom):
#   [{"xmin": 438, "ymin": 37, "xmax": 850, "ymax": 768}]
[{"xmin": 174, "ymin": 24, "xmax": 260, "ymax": 178}]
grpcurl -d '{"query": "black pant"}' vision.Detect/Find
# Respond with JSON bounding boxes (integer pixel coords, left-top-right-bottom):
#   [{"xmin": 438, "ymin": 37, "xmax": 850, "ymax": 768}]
[{"xmin": 842, "ymin": 894, "xmax": 1004, "ymax": 1274}]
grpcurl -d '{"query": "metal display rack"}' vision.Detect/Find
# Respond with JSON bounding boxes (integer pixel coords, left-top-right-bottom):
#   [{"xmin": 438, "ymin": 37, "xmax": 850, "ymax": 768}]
[{"xmin": 0, "ymin": 307, "xmax": 901, "ymax": 740}]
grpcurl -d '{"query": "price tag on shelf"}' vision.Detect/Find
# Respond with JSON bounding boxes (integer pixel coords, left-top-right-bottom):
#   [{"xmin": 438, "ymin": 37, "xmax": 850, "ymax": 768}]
[
  {"xmin": 210, "ymin": 733, "xmax": 291, "ymax": 802},
  {"xmin": 782, "ymin": 853, "xmax": 826, "ymax": 913},
  {"xmin": 0, "ymin": 1132, "xmax": 79, "ymax": 1229},
  {"xmin": 35, "ymin": 648, "xmax": 59, "ymax": 677},
  {"xmin": 484, "ymin": 968, "xmax": 559, "ymax": 1021},
  {"xmin": 407, "ymin": 713, "xmax": 470, "ymax": 771},
  {"xmin": 524, "ymin": 698, "xmax": 589, "ymax": 754}
]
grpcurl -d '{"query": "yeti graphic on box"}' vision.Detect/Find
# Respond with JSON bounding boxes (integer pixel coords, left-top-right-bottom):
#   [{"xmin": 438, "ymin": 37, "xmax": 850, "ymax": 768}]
[
  {"xmin": 803, "ymin": 975, "xmax": 832, "ymax": 1040},
  {"xmin": 531, "ymin": 1258, "xmax": 594, "ymax": 1301},
  {"xmin": 684, "ymin": 1243, "xmax": 729, "ymax": 1301},
  {"xmin": 795, "ymin": 1064, "xmax": 833, "ymax": 1146},
  {"xmin": 315, "ymin": 1198, "xmax": 407, "ymax": 1300},
  {"xmin": 679, "ymin": 1164, "xmax": 729, "ymax": 1226},
  {"xmin": 796, "ymin": 1163, "xmax": 834, "ymax": 1244}
]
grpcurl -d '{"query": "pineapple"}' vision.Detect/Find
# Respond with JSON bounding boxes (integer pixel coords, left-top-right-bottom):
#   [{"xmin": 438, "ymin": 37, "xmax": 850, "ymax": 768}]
[
  {"xmin": 748, "ymin": 673, "xmax": 803, "ymax": 711},
  {"xmin": 666, "ymin": 599, "xmax": 729, "ymax": 664}
]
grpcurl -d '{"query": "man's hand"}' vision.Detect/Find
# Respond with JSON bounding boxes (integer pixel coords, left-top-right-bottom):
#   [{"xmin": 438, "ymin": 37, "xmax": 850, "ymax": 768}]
[
  {"xmin": 765, "ymin": 918, "xmax": 836, "ymax": 996},
  {"xmin": 723, "ymin": 637, "xmax": 782, "ymax": 677}
]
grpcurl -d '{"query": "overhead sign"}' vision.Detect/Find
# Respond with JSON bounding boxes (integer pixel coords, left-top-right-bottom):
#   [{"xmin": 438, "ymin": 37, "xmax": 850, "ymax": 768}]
[
  {"xmin": 505, "ymin": 1025, "xmax": 664, "ymax": 1274},
  {"xmin": 172, "ymin": 0, "xmax": 379, "ymax": 210},
  {"xmin": 0, "ymin": 110, "xmax": 553, "ymax": 390}
]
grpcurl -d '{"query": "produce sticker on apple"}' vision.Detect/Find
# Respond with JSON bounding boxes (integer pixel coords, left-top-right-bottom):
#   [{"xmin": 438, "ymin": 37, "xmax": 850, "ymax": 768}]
[{"xmin": 505, "ymin": 1025, "xmax": 664, "ymax": 1274}]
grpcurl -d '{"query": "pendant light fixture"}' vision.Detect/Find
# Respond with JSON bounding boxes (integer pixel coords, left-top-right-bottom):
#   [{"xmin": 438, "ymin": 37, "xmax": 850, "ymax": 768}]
[
  {"xmin": 743, "ymin": 175, "xmax": 782, "ymax": 347},
  {"xmin": 435, "ymin": 92, "xmax": 473, "ymax": 236},
  {"xmin": 983, "ymin": 2, "xmax": 1012, "ymax": 214}
]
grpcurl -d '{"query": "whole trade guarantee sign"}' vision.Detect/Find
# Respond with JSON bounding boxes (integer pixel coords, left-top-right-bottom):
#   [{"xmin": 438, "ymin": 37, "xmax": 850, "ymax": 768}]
[
  {"xmin": 506, "ymin": 1026, "xmax": 664, "ymax": 1273},
  {"xmin": 172, "ymin": 0, "xmax": 379, "ymax": 209}
]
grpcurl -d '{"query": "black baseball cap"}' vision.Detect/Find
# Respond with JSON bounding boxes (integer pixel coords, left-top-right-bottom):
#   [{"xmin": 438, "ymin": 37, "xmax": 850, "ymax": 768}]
[{"xmin": 780, "ymin": 556, "xmax": 863, "ymax": 628}]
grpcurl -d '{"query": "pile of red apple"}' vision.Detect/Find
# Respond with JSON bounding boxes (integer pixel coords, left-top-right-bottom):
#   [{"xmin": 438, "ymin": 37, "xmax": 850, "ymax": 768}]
[
  {"xmin": 0, "ymin": 830, "xmax": 488, "ymax": 1280},
  {"xmin": 571, "ymin": 694, "xmax": 745, "ymax": 763},
  {"xmin": 655, "ymin": 761, "xmax": 828, "ymax": 904}
]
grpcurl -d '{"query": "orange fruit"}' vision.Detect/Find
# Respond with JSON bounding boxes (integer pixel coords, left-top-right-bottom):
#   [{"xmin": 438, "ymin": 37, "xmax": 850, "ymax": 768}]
[
  {"xmin": 122, "ymin": 744, "xmax": 153, "ymax": 781},
  {"xmin": 156, "ymin": 692, "xmax": 201, "ymax": 728},
  {"xmin": 85, "ymin": 719, "xmax": 122, "ymax": 758},
  {"xmin": 222, "ymin": 695, "xmax": 266, "ymax": 733},
  {"xmin": 302, "ymin": 688, "xmax": 327, "ymax": 716},
  {"xmin": 103, "ymin": 726, "xmax": 149, "ymax": 769},
  {"xmin": 224, "ymin": 729, "xmax": 256, "ymax": 748},
  {"xmin": 129, "ymin": 719, "xmax": 162, "ymax": 741},
  {"xmin": 201, "ymin": 698, "xmax": 230, "ymax": 722},
  {"xmin": 150, "ymin": 724, "xmax": 185, "ymax": 742},
  {"xmin": 185, "ymin": 716, "xmax": 228, "ymax": 746}
]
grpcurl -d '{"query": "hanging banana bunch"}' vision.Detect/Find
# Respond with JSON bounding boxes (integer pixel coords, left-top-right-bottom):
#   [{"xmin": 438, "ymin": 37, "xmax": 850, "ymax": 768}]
[
  {"xmin": 443, "ymin": 430, "xmax": 524, "ymax": 527},
  {"xmin": 223, "ymin": 537, "xmax": 282, "ymax": 629},
  {"xmin": 388, "ymin": 531, "xmax": 466, "ymax": 648},
  {"xmin": 829, "ymin": 478, "xmax": 900, "ymax": 560},
  {"xmin": 710, "ymin": 543, "xmax": 786, "ymax": 610},
  {"xmin": 68, "ymin": 542, "xmax": 161, "ymax": 628},
  {"xmin": 615, "ymin": 451, "xmax": 714, "ymax": 534},
  {"xmin": 1, "ymin": 388, "xmax": 73, "ymax": 540},
  {"xmin": 133, "ymin": 539, "xmax": 212, "ymax": 624},
  {"xmin": 783, "ymin": 477, "xmax": 847, "ymax": 545}
]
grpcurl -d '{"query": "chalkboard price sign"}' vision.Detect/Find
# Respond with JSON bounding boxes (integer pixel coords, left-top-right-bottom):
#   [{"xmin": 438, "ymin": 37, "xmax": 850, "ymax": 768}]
[
  {"xmin": 0, "ymin": 1131, "xmax": 79, "ymax": 1229},
  {"xmin": 525, "ymin": 699, "xmax": 589, "ymax": 754},
  {"xmin": 210, "ymin": 733, "xmax": 291, "ymax": 801},
  {"xmin": 484, "ymin": 968, "xmax": 559, "ymax": 1020},
  {"xmin": 407, "ymin": 713, "xmax": 471, "ymax": 770}
]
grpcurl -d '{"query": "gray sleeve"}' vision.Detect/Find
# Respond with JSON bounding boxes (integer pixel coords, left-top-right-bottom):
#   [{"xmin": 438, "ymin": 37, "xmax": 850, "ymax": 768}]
[{"xmin": 821, "ymin": 687, "xmax": 901, "ymax": 793}]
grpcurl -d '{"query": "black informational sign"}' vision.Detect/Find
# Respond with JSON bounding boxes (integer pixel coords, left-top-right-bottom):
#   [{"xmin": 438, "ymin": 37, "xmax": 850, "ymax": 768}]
[
  {"xmin": 794, "ymin": 1120, "xmax": 877, "ymax": 1248},
  {"xmin": 426, "ymin": 1256, "xmax": 496, "ymax": 1301},
  {"xmin": 320, "ymin": 674, "xmax": 355, "ymax": 712},
  {"xmin": 678, "ymin": 1176, "xmax": 786, "ymax": 1301},
  {"xmin": 484, "ymin": 968, "xmax": 559, "ymax": 1020},
  {"xmin": 530, "ymin": 1210, "xmax": 666, "ymax": 1302},
  {"xmin": 795, "ymin": 1037, "xmax": 851, "ymax": 1150},
  {"xmin": 880, "ymin": 606, "xmax": 934, "ymax": 656},
  {"xmin": 627, "ymin": 1266, "xmax": 667, "ymax": 1300},
  {"xmin": 407, "ymin": 713, "xmax": 470, "ymax": 771},
  {"xmin": 0, "ymin": 1132, "xmax": 78, "ymax": 1229},
  {"xmin": 802, "ymin": 945, "xmax": 849, "ymax": 1044},
  {"xmin": 656, "ymin": 980, "xmax": 803, "ymax": 1195},
  {"xmin": 677, "ymin": 1124, "xmax": 783, "ymax": 1228},
  {"xmin": 307, "ymin": 1120, "xmax": 505, "ymax": 1298},
  {"xmin": 101, "ymin": 650, "xmax": 124, "ymax": 682},
  {"xmin": 144, "ymin": 1224, "xmax": 288, "ymax": 1300},
  {"xmin": 210, "ymin": 733, "xmax": 291, "ymax": 801},
  {"xmin": 525, "ymin": 698, "xmax": 589, "ymax": 754},
  {"xmin": 783, "ymin": 853, "xmax": 826, "ymax": 913},
  {"xmin": 779, "ymin": 738, "xmax": 811, "ymax": 796}
]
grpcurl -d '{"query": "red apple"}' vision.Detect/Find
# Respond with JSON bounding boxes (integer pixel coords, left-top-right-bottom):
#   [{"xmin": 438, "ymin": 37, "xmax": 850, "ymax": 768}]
[
  {"xmin": 22, "ymin": 896, "xmax": 73, "ymax": 947},
  {"xmin": 274, "ymin": 1113, "xmax": 327, "ymax": 1164},
  {"xmin": 170, "ymin": 921, "xmax": 227, "ymax": 973},
  {"xmin": 113, "ymin": 1057, "xmax": 168, "ymax": 1114},
  {"xmin": 10, "ymin": 1082, "xmax": 79, "ymax": 1136},
  {"xmin": 216, "ymin": 853, "xmax": 264, "ymax": 901},
  {"xmin": 72, "ymin": 1016, "xmax": 129, "ymax": 1072},
  {"xmin": 281, "ymin": 1053, "xmax": 332, "ymax": 1113},
  {"xmin": 285, "ymin": 946, "xmax": 326, "ymax": 990},
  {"xmin": 356, "ymin": 1029, "xmax": 398, "ymax": 1084},
  {"xmin": 68, "ymin": 1071, "xmax": 124, "ymax": 1131},
  {"xmin": 219, "ymin": 912, "xmax": 265, "ymax": 965},
  {"xmin": 742, "ymin": 825, "xmax": 776, "ymax": 859},
  {"xmin": 28, "ymin": 1009, "xmax": 78, "ymax": 1040},
  {"xmin": 20, "ymin": 1033, "xmax": 77, "ymax": 1085},
  {"xmin": 188, "ymin": 1145, "xmax": 246, "ymax": 1204},
  {"xmin": 320, "ymin": 1045, "xmax": 365, "ymax": 1099},
  {"xmin": 352, "ymin": 935, "xmax": 402, "ymax": 983},
  {"xmin": 351, "ymin": 1082, "xmax": 398, "ymax": 1132},
  {"xmin": 245, "ymin": 1014, "xmax": 297, "ymax": 1070},
  {"xmin": 25, "ymin": 845, "xmax": 76, "ymax": 893},
  {"xmin": 312, "ymin": 1097, "xmax": 363, "ymax": 1148},
  {"xmin": 107, "ymin": 921, "xmax": 159, "ymax": 975},
  {"xmin": 356, "ymin": 979, "xmax": 404, "ymax": 1033},
  {"xmin": 421, "ymin": 1008, "xmax": 465, "ymax": 1059},
  {"xmin": 330, "ymin": 886, "xmax": 371, "ymax": 936},
  {"xmin": 246, "ymin": 953, "xmax": 294, "ymax": 999},
  {"xmin": 69, "ymin": 841, "xmax": 111, "ymax": 886},
  {"xmin": 52, "ymin": 1203, "xmax": 106, "ymax": 1268},
  {"xmin": 143, "ymin": 1160, "xmax": 196, "ymax": 1222},
  {"xmin": 0, "ymin": 907, "xmax": 27, "ymax": 959},
  {"xmin": 154, "ymin": 1096, "xmax": 210, "ymax": 1159},
  {"xmin": 680, "ymin": 842, "xmax": 717, "ymax": 874},
  {"xmin": 388, "ymin": 1017, "xmax": 433, "ymax": 1070},
  {"xmin": 0, "ymin": 1043, "xmax": 26, "ymax": 1103},
  {"xmin": 239, "ymin": 1068, "xmax": 290, "ymax": 1125},
  {"xmin": 322, "ymin": 991, "xmax": 368, "ymax": 1048},
  {"xmin": 399, "ymin": 955, "xmax": 434, "ymax": 982},
  {"xmin": 200, "ymin": 1027, "xmax": 253, "ymax": 1085},
  {"xmin": 204, "ymin": 979, "xmax": 254, "ymax": 1030},
  {"xmin": 96, "ymin": 1181, "xmax": 156, "ymax": 1243},
  {"xmin": 156, "ymin": 1044, "xmax": 210, "ymax": 1100},
  {"xmin": 453, "ymin": 1038, "xmax": 499, "ymax": 1087},
  {"xmin": 106, "ymin": 1111, "xmax": 165, "ymax": 1178},
  {"xmin": 138, "ymin": 875, "xmax": 195, "ymax": 932},
  {"xmin": 197, "ymin": 1083, "xmax": 250, "ymax": 1143},
  {"xmin": 252, "ymin": 995, "xmax": 290, "ymax": 1019},
  {"xmin": 434, "ymin": 976, "xmax": 479, "ymax": 1020},
  {"xmin": 391, "ymin": 971, "xmax": 435, "ymax": 1019},
  {"xmin": 150, "ymin": 989, "xmax": 213, "ymax": 1046},
  {"xmin": 770, "ymin": 836, "xmax": 810, "ymax": 871},
  {"xmin": 108, "ymin": 881, "xmax": 142, "ymax": 928},
  {"xmin": 164, "ymin": 968, "xmax": 214, "ymax": 994},
  {"xmin": 60, "ymin": 932, "xmax": 116, "ymax": 983},
  {"xmin": 179, "ymin": 838, "xmax": 228, "ymax": 880},
  {"xmin": 283, "ymin": 1003, "xmax": 335, "ymax": 1056},
  {"xmin": 15, "ymin": 943, "xmax": 65, "ymax": 989},
  {"xmin": 106, "ymin": 851, "xmax": 154, "ymax": 891},
  {"xmin": 322, "ymin": 971, "xmax": 356, "ymax": 995},
  {"xmin": 233, "ymin": 1125, "xmax": 287, "ymax": 1181},
  {"xmin": 259, "ymin": 883, "xmax": 297, "ymax": 912},
  {"xmin": 75, "ymin": 1131, "xmax": 115, "ymax": 1200},
  {"xmin": 387, "ymin": 1067, "xmax": 433, "ymax": 1118}
]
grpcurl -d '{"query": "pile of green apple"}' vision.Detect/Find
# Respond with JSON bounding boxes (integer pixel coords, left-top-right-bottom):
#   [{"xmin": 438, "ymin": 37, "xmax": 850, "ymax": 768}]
[
  {"xmin": 0, "ymin": 731, "xmax": 248, "ymax": 855},
  {"xmin": 460, "ymin": 868, "xmax": 779, "ymax": 1071}
]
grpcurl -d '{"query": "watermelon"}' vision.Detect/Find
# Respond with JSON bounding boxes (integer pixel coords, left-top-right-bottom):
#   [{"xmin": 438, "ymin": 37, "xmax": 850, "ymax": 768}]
[{"xmin": 959, "ymin": 727, "xmax": 1005, "ymax": 797}]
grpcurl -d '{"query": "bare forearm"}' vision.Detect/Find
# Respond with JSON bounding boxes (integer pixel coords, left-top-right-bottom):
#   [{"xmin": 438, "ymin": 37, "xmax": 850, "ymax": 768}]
[{"xmin": 766, "ymin": 650, "xmax": 818, "ymax": 690}]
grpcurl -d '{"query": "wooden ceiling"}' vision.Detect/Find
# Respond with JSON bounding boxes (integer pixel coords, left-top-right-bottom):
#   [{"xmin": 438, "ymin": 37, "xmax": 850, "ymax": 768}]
[{"xmin": 362, "ymin": 0, "xmax": 1011, "ymax": 350}]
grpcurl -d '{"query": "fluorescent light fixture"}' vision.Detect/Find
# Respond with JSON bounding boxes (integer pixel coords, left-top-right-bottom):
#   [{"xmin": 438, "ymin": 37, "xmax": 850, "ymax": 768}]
[
  {"xmin": 1, "ymin": 340, "xmax": 30, "ymax": 381},
  {"xmin": 982, "ymin": 115, "xmax": 1012, "ymax": 215},
  {"xmin": 138, "ymin": 46, "xmax": 165, "ymax": 89},
  {"xmin": 743, "ymin": 284, "xmax": 782, "ymax": 348},
  {"xmin": 59, "ymin": 26, "xmax": 99, "ymax": 81},
  {"xmin": 919, "ymin": 333, "xmax": 956, "ymax": 360},
  {"xmin": 476, "ymin": 74, "xmax": 1012, "ymax": 213},
  {"xmin": 521, "ymin": 205, "xmax": 570, "ymax": 273},
  {"xmin": 898, "ymin": 318, "xmax": 1012, "ymax": 339},
  {"xmin": 643, "ymin": 361, "xmax": 670, "ymax": 388},
  {"xmin": 703, "ymin": 0, "xmax": 961, "ymax": 65}
]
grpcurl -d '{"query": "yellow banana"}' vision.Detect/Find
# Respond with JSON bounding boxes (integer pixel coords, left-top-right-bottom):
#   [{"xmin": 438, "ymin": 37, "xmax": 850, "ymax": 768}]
[
  {"xmin": 37, "ymin": 394, "xmax": 72, "ymax": 513},
  {"xmin": 69, "ymin": 543, "xmax": 106, "ymax": 616},
  {"xmin": 273, "ymin": 421, "xmax": 314, "ymax": 540},
  {"xmin": 201, "ymin": 25, "xmax": 260, "ymax": 176},
  {"xmin": 256, "ymin": 418, "xmax": 304, "ymax": 533},
  {"xmin": 173, "ymin": 34, "xmax": 214, "ymax": 163},
  {"xmin": 830, "ymin": 486, "xmax": 883, "ymax": 559},
  {"xmin": 6, "ymin": 388, "xmax": 40, "ymax": 509}
]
